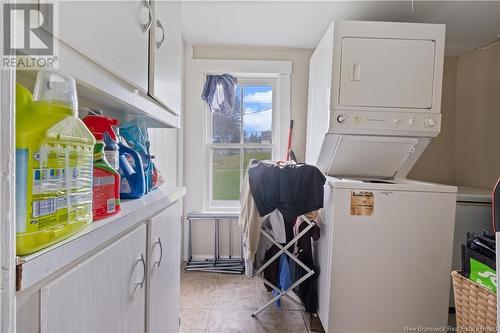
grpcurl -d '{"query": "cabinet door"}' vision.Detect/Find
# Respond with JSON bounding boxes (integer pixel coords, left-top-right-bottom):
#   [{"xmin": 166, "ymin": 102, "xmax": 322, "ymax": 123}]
[
  {"xmin": 57, "ymin": 1, "xmax": 150, "ymax": 91},
  {"xmin": 339, "ymin": 38, "xmax": 436, "ymax": 109},
  {"xmin": 149, "ymin": 1, "xmax": 182, "ymax": 114},
  {"xmin": 40, "ymin": 225, "xmax": 148, "ymax": 333},
  {"xmin": 147, "ymin": 202, "xmax": 182, "ymax": 333}
]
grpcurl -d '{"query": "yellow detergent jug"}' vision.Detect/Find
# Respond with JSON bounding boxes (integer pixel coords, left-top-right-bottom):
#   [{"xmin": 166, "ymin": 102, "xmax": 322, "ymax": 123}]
[{"xmin": 16, "ymin": 70, "xmax": 95, "ymax": 255}]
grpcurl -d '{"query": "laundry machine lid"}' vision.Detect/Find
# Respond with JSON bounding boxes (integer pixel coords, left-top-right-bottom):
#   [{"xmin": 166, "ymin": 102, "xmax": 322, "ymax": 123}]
[{"xmin": 317, "ymin": 134, "xmax": 429, "ymax": 180}]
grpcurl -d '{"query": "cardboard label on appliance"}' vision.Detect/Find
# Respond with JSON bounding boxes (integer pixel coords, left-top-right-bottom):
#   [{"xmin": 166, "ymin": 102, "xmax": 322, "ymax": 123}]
[{"xmin": 350, "ymin": 191, "xmax": 374, "ymax": 216}]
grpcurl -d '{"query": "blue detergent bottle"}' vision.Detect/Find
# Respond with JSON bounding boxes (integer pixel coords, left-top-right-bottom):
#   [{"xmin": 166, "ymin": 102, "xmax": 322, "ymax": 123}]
[
  {"xmin": 118, "ymin": 142, "xmax": 146, "ymax": 199},
  {"xmin": 119, "ymin": 120, "xmax": 155, "ymax": 194}
]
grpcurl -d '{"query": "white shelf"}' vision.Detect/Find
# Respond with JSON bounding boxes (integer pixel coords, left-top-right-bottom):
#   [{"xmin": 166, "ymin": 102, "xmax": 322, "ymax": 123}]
[{"xmin": 16, "ymin": 186, "xmax": 186, "ymax": 292}]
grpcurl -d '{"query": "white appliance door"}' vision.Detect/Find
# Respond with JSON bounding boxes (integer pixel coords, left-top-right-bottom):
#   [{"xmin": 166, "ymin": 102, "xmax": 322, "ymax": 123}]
[
  {"xmin": 321, "ymin": 135, "xmax": 421, "ymax": 179},
  {"xmin": 339, "ymin": 38, "xmax": 436, "ymax": 109},
  {"xmin": 328, "ymin": 186, "xmax": 456, "ymax": 332}
]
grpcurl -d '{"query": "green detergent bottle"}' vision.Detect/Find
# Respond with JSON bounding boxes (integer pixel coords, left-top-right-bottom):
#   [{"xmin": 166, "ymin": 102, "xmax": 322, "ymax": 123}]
[{"xmin": 16, "ymin": 70, "xmax": 95, "ymax": 255}]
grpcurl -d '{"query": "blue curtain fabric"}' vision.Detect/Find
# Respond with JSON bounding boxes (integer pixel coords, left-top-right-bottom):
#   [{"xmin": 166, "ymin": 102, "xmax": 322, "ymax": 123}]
[{"xmin": 201, "ymin": 74, "xmax": 237, "ymax": 115}]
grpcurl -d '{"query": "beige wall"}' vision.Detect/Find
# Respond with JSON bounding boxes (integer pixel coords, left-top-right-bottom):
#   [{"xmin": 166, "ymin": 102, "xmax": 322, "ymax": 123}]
[
  {"xmin": 409, "ymin": 57, "xmax": 458, "ymax": 184},
  {"xmin": 411, "ymin": 44, "xmax": 500, "ymax": 190},
  {"xmin": 193, "ymin": 45, "xmax": 314, "ymax": 162},
  {"xmin": 455, "ymin": 42, "xmax": 500, "ymax": 189}
]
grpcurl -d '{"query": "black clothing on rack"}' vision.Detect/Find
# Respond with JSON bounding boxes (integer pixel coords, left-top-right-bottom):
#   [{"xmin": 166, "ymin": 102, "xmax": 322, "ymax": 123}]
[
  {"xmin": 262, "ymin": 221, "xmax": 294, "ymax": 292},
  {"xmin": 247, "ymin": 160, "xmax": 326, "ymax": 222},
  {"xmin": 247, "ymin": 160, "xmax": 325, "ymax": 311},
  {"xmin": 264, "ymin": 245, "xmax": 281, "ymax": 291},
  {"xmin": 291, "ymin": 220, "xmax": 319, "ymax": 313}
]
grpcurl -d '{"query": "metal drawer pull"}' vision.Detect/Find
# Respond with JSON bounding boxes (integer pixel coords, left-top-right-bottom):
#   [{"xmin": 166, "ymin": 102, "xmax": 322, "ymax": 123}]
[
  {"xmin": 142, "ymin": 0, "xmax": 153, "ymax": 33},
  {"xmin": 136, "ymin": 254, "xmax": 146, "ymax": 288},
  {"xmin": 156, "ymin": 20, "xmax": 166, "ymax": 49},
  {"xmin": 154, "ymin": 238, "xmax": 163, "ymax": 267}
]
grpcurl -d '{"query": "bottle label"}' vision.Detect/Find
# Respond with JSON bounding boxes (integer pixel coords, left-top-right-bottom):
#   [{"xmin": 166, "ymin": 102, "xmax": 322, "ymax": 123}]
[
  {"xmin": 121, "ymin": 177, "xmax": 131, "ymax": 194},
  {"xmin": 18, "ymin": 143, "xmax": 93, "ymax": 234},
  {"xmin": 92, "ymin": 168, "xmax": 118, "ymax": 217},
  {"xmin": 104, "ymin": 150, "xmax": 119, "ymax": 171}
]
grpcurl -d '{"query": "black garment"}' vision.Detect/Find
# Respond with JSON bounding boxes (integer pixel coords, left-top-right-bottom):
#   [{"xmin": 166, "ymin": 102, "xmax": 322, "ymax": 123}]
[
  {"xmin": 248, "ymin": 161, "xmax": 326, "ymax": 222},
  {"xmin": 264, "ymin": 245, "xmax": 280, "ymax": 291},
  {"xmin": 291, "ymin": 220, "xmax": 319, "ymax": 314},
  {"xmin": 263, "ymin": 218, "xmax": 294, "ymax": 291}
]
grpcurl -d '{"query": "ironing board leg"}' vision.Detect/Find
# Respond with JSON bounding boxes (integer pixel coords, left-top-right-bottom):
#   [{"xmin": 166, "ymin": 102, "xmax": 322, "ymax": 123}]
[
  {"xmin": 213, "ymin": 219, "xmax": 218, "ymax": 265},
  {"xmin": 188, "ymin": 218, "xmax": 192, "ymax": 261},
  {"xmin": 228, "ymin": 220, "xmax": 232, "ymax": 259}
]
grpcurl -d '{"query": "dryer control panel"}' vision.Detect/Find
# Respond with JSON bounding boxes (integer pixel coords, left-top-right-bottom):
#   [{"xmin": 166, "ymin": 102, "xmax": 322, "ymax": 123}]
[{"xmin": 331, "ymin": 110, "xmax": 441, "ymax": 137}]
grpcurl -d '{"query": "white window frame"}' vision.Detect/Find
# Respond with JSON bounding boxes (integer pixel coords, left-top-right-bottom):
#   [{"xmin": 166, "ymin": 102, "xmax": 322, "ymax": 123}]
[
  {"xmin": 206, "ymin": 78, "xmax": 277, "ymax": 209},
  {"xmin": 193, "ymin": 59, "xmax": 291, "ymax": 211}
]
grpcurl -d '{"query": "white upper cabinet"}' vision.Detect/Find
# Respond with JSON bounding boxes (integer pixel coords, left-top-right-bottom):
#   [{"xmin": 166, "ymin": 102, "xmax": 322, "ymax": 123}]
[
  {"xmin": 149, "ymin": 1, "xmax": 183, "ymax": 114},
  {"xmin": 339, "ymin": 38, "xmax": 436, "ymax": 109},
  {"xmin": 57, "ymin": 1, "xmax": 150, "ymax": 91}
]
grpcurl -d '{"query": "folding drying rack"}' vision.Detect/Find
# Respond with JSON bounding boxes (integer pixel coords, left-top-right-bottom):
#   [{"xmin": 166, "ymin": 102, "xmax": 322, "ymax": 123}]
[
  {"xmin": 251, "ymin": 214, "xmax": 316, "ymax": 317},
  {"xmin": 185, "ymin": 212, "xmax": 244, "ymax": 274}
]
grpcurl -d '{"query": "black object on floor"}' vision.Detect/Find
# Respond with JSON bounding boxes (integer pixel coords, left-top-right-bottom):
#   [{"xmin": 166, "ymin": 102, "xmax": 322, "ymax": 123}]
[{"xmin": 309, "ymin": 313, "xmax": 325, "ymax": 333}]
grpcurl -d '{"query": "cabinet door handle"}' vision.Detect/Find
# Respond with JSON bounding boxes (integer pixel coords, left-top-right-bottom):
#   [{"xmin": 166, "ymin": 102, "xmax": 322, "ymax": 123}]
[
  {"xmin": 154, "ymin": 238, "xmax": 163, "ymax": 267},
  {"xmin": 156, "ymin": 19, "xmax": 166, "ymax": 49},
  {"xmin": 136, "ymin": 253, "xmax": 146, "ymax": 288},
  {"xmin": 142, "ymin": 0, "xmax": 153, "ymax": 33}
]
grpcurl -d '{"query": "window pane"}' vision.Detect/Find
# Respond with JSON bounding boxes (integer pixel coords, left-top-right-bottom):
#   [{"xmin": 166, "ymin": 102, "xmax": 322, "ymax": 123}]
[
  {"xmin": 243, "ymin": 148, "xmax": 272, "ymax": 173},
  {"xmin": 212, "ymin": 85, "xmax": 242, "ymax": 143},
  {"xmin": 243, "ymin": 85, "xmax": 272, "ymax": 144},
  {"xmin": 213, "ymin": 149, "xmax": 240, "ymax": 201}
]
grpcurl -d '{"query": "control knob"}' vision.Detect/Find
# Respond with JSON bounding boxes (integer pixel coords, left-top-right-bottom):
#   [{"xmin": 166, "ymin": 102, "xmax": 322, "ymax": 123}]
[{"xmin": 424, "ymin": 118, "xmax": 436, "ymax": 128}]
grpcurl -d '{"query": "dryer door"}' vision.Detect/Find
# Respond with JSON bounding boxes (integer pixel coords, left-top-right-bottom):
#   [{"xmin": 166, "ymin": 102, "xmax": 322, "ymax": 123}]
[{"xmin": 339, "ymin": 38, "xmax": 436, "ymax": 110}]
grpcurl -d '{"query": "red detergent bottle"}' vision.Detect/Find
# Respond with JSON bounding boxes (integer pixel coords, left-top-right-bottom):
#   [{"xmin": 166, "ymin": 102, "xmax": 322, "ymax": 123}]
[{"xmin": 83, "ymin": 115, "xmax": 121, "ymax": 220}]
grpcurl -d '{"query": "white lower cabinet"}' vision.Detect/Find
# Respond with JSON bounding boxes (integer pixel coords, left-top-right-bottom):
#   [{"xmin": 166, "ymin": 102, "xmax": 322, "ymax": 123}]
[
  {"xmin": 30, "ymin": 201, "xmax": 183, "ymax": 333},
  {"xmin": 40, "ymin": 224, "xmax": 148, "ymax": 333},
  {"xmin": 147, "ymin": 202, "xmax": 182, "ymax": 333}
]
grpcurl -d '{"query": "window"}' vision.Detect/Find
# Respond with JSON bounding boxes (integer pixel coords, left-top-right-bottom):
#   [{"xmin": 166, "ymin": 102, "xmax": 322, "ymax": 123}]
[{"xmin": 207, "ymin": 79, "xmax": 276, "ymax": 208}]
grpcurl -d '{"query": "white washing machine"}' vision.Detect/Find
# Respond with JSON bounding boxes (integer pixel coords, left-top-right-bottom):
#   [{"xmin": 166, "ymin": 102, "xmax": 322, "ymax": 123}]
[
  {"xmin": 316, "ymin": 178, "xmax": 456, "ymax": 333},
  {"xmin": 306, "ymin": 21, "xmax": 457, "ymax": 332}
]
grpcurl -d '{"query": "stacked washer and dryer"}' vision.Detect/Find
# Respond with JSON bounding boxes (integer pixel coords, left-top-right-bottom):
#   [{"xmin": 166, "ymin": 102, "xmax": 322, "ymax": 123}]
[{"xmin": 306, "ymin": 21, "xmax": 458, "ymax": 332}]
